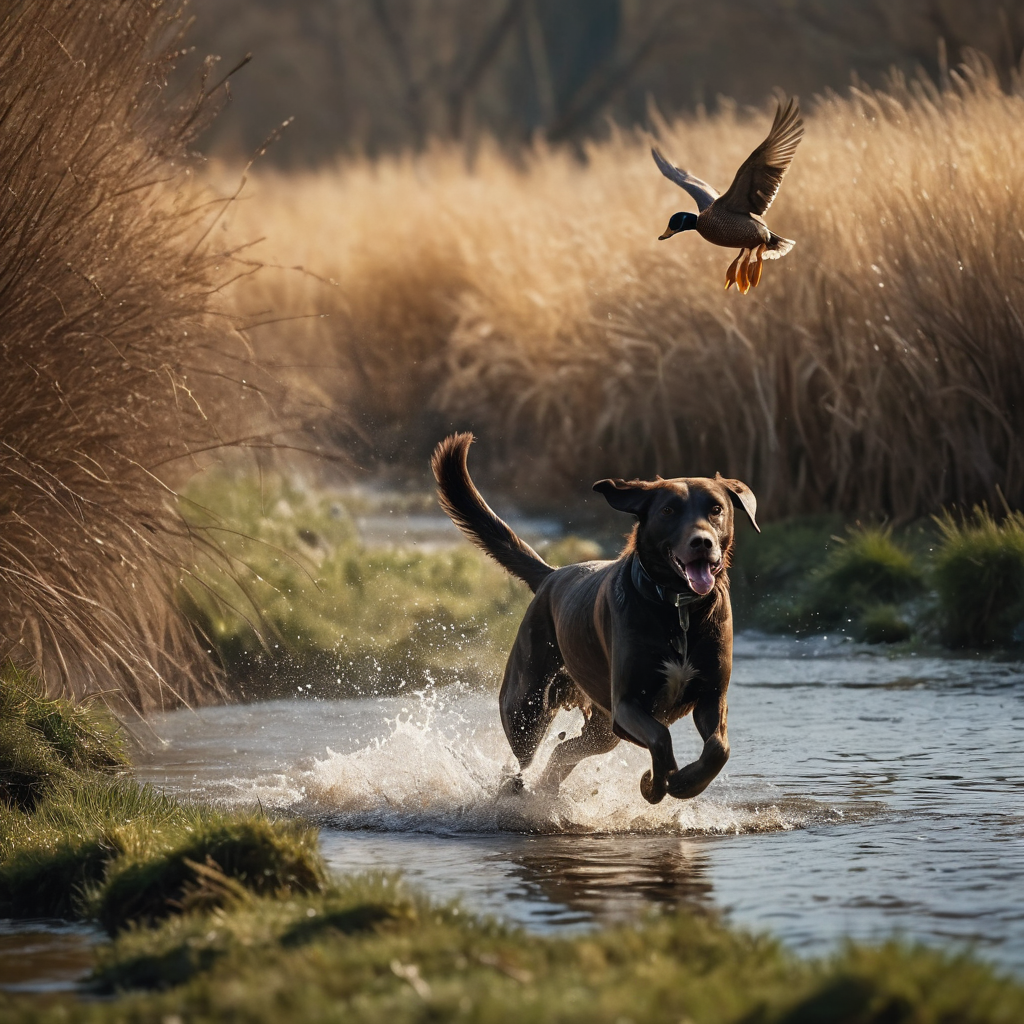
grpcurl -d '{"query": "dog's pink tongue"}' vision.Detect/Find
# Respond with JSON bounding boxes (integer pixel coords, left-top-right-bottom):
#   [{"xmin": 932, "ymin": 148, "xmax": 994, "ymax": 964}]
[{"xmin": 684, "ymin": 559, "xmax": 715, "ymax": 596}]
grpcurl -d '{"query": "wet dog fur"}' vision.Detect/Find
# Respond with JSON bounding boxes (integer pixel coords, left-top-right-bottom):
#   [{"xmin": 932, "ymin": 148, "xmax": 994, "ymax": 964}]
[{"xmin": 432, "ymin": 433, "xmax": 758, "ymax": 803}]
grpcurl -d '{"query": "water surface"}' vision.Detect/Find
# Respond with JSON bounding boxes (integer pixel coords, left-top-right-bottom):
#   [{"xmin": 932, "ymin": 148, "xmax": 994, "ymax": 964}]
[
  {"xmin": 136, "ymin": 634, "xmax": 1024, "ymax": 967},
  {"xmin": 0, "ymin": 921, "xmax": 101, "ymax": 994}
]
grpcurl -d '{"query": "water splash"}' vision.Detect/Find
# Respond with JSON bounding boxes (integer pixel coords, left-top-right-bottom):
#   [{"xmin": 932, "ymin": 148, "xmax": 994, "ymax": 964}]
[{"xmin": 288, "ymin": 688, "xmax": 804, "ymax": 836}]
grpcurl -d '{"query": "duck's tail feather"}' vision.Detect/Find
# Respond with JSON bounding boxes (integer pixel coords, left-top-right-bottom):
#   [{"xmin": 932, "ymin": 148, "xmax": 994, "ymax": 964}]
[
  {"xmin": 762, "ymin": 233, "xmax": 795, "ymax": 260},
  {"xmin": 431, "ymin": 433, "xmax": 555, "ymax": 593}
]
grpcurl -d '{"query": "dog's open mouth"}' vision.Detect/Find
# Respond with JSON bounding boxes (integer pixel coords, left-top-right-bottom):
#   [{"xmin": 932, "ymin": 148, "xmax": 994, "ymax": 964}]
[{"xmin": 669, "ymin": 553, "xmax": 722, "ymax": 596}]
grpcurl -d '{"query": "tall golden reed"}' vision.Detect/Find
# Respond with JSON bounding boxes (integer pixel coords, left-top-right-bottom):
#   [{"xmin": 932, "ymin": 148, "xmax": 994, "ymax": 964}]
[
  {"xmin": 0, "ymin": 2, "xmax": 265, "ymax": 709},
  {"xmin": 223, "ymin": 54, "xmax": 1024, "ymax": 520}
]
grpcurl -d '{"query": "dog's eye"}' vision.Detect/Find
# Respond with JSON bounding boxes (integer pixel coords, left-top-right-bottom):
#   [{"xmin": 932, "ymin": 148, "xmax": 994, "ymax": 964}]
[
  {"xmin": 661, "ymin": 506, "xmax": 674, "ymax": 516},
  {"xmin": 711, "ymin": 504, "xmax": 723, "ymax": 516}
]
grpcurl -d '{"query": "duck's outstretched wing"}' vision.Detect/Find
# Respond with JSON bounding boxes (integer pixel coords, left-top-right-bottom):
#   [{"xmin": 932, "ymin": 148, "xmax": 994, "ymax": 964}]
[
  {"xmin": 717, "ymin": 98, "xmax": 803, "ymax": 216},
  {"xmin": 651, "ymin": 147, "xmax": 719, "ymax": 212}
]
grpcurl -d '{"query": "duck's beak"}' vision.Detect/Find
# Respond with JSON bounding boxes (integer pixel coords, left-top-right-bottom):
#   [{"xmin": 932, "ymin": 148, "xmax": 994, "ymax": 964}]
[{"xmin": 658, "ymin": 226, "xmax": 678, "ymax": 240}]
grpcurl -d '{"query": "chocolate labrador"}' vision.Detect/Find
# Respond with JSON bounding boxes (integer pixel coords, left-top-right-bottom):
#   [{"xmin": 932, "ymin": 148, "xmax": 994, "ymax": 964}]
[{"xmin": 432, "ymin": 433, "xmax": 759, "ymax": 803}]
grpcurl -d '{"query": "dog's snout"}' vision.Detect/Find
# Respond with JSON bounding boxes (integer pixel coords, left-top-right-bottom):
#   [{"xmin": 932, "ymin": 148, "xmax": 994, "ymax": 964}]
[{"xmin": 689, "ymin": 533, "xmax": 714, "ymax": 552}]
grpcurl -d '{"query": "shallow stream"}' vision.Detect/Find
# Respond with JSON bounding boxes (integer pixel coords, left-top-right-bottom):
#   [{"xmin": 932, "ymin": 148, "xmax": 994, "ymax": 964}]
[{"xmin": 129, "ymin": 634, "xmax": 1024, "ymax": 969}]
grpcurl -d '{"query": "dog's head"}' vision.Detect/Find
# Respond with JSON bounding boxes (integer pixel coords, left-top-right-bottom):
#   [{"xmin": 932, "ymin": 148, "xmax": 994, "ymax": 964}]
[{"xmin": 593, "ymin": 474, "xmax": 759, "ymax": 597}]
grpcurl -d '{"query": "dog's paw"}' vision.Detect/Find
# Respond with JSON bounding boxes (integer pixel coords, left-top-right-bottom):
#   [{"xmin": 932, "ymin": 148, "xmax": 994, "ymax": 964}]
[
  {"xmin": 640, "ymin": 770, "xmax": 667, "ymax": 805},
  {"xmin": 497, "ymin": 771, "xmax": 526, "ymax": 798}
]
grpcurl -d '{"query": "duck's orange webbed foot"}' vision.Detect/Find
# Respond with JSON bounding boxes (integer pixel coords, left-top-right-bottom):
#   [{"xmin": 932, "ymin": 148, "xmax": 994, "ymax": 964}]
[
  {"xmin": 750, "ymin": 244, "xmax": 766, "ymax": 288},
  {"xmin": 737, "ymin": 249, "xmax": 752, "ymax": 294},
  {"xmin": 724, "ymin": 250, "xmax": 745, "ymax": 291}
]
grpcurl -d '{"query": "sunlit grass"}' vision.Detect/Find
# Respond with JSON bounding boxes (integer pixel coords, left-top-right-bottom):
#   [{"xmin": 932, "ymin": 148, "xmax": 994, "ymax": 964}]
[
  {"xmin": 0, "ymin": 664, "xmax": 127, "ymax": 813},
  {"xmin": 180, "ymin": 470, "xmax": 534, "ymax": 695},
  {"xmin": 0, "ymin": 2, "xmax": 256, "ymax": 712},
  {"xmin": 0, "ymin": 666, "xmax": 324, "ymax": 926}
]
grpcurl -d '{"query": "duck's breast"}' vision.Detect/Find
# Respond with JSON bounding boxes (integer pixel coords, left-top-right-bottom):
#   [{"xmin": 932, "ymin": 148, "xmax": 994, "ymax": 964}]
[{"xmin": 697, "ymin": 205, "xmax": 770, "ymax": 249}]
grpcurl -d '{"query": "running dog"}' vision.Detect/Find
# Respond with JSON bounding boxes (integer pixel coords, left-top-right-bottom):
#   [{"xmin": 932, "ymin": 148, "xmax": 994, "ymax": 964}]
[{"xmin": 431, "ymin": 433, "xmax": 759, "ymax": 803}]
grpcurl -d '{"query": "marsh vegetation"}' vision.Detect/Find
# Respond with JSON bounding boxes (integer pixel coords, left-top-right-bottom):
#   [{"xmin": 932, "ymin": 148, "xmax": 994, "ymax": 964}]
[
  {"xmin": 0, "ymin": 1, "xmax": 271, "ymax": 711},
  {"xmin": 2, "ymin": 0, "xmax": 1023, "ymax": 715},
  {"xmin": 2, "ymin": 1, "xmax": 1024, "ymax": 1014},
  {"xmin": 217, "ymin": 58, "xmax": 1024, "ymax": 524}
]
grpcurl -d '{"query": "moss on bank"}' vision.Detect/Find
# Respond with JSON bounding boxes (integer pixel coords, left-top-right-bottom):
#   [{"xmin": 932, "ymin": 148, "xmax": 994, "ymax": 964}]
[
  {"xmin": 4, "ymin": 873, "xmax": 1024, "ymax": 1023},
  {"xmin": 731, "ymin": 514, "xmax": 1024, "ymax": 649},
  {"xmin": 0, "ymin": 666, "xmax": 128, "ymax": 811}
]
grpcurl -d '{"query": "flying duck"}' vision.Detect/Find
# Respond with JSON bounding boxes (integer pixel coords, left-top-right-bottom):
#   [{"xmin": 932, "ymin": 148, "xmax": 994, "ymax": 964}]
[{"xmin": 653, "ymin": 98, "xmax": 804, "ymax": 294}]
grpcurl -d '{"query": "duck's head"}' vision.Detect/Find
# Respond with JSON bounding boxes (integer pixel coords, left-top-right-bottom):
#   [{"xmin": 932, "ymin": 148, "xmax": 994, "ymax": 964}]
[{"xmin": 658, "ymin": 211, "xmax": 697, "ymax": 240}]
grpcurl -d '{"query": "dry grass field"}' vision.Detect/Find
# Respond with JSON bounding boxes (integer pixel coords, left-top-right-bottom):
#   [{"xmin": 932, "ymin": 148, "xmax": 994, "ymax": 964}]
[{"xmin": 219, "ymin": 54, "xmax": 1024, "ymax": 520}]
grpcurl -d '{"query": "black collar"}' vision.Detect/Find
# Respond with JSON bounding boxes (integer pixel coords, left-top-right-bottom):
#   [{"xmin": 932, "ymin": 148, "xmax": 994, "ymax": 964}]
[
  {"xmin": 629, "ymin": 552, "xmax": 705, "ymax": 661},
  {"xmin": 629, "ymin": 552, "xmax": 701, "ymax": 608}
]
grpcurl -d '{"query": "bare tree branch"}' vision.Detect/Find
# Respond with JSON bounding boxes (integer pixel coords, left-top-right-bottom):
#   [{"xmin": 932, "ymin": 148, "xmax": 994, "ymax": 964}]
[{"xmin": 447, "ymin": 0, "xmax": 526, "ymax": 137}]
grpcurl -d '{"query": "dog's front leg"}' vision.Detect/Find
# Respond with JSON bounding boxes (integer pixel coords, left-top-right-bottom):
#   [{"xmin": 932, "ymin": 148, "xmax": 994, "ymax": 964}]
[
  {"xmin": 612, "ymin": 700, "xmax": 678, "ymax": 804},
  {"xmin": 665, "ymin": 690, "xmax": 729, "ymax": 799},
  {"xmin": 608, "ymin": 652, "xmax": 675, "ymax": 803}
]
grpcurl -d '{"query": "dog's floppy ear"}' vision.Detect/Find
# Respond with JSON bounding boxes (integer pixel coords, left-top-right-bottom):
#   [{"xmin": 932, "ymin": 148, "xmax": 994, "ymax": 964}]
[
  {"xmin": 593, "ymin": 479, "xmax": 651, "ymax": 516},
  {"xmin": 715, "ymin": 473, "xmax": 760, "ymax": 533}
]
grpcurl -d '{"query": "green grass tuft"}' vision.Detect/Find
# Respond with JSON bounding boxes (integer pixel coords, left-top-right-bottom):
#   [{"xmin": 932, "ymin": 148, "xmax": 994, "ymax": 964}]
[
  {"xmin": 0, "ymin": 663, "xmax": 127, "ymax": 811},
  {"xmin": 0, "ymin": 666, "xmax": 326, "ymax": 929},
  {"xmin": 933, "ymin": 508, "xmax": 1024, "ymax": 648},
  {"xmin": 1, "ymin": 778, "xmax": 325, "ymax": 929},
  {"xmin": 730, "ymin": 520, "xmax": 925, "ymax": 642},
  {"xmin": 803, "ymin": 526, "xmax": 925, "ymax": 633},
  {"xmin": 96, "ymin": 816, "xmax": 325, "ymax": 934}
]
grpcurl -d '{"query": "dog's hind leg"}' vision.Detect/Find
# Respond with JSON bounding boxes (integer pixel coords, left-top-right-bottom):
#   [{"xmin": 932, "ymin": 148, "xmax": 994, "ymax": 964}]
[
  {"xmin": 534, "ymin": 708, "xmax": 618, "ymax": 794},
  {"xmin": 498, "ymin": 596, "xmax": 565, "ymax": 786}
]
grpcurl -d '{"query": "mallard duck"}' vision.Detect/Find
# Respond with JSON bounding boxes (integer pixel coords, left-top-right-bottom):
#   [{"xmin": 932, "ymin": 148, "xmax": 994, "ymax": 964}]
[{"xmin": 653, "ymin": 98, "xmax": 804, "ymax": 294}]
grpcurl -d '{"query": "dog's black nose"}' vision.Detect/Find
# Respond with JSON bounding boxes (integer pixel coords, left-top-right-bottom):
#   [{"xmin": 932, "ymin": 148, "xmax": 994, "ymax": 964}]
[{"xmin": 690, "ymin": 534, "xmax": 713, "ymax": 551}]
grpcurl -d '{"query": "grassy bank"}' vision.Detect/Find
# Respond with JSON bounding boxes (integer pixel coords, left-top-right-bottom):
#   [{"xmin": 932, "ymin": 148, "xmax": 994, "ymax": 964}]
[
  {"xmin": 181, "ymin": 471, "xmax": 1024, "ymax": 689},
  {"xmin": 732, "ymin": 510, "xmax": 1024, "ymax": 648},
  {"xmin": 0, "ymin": 668, "xmax": 324, "ymax": 930},
  {"xmin": 181, "ymin": 470, "xmax": 602, "ymax": 696},
  {"xmin": 3, "ymin": 671, "xmax": 1024, "ymax": 1023},
  {"xmin": 181, "ymin": 471, "xmax": 531, "ymax": 695},
  {"xmin": 10, "ymin": 883, "xmax": 1024, "ymax": 1024}
]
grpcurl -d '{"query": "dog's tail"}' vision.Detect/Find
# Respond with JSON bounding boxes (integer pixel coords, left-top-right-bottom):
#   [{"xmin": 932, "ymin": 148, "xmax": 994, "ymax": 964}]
[{"xmin": 431, "ymin": 433, "xmax": 554, "ymax": 593}]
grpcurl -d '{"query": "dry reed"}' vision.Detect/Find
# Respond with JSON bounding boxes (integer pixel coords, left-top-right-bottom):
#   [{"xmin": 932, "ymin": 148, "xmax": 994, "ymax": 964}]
[
  {"xmin": 219, "ymin": 53, "xmax": 1024, "ymax": 519},
  {"xmin": 0, "ymin": 1, "xmax": 264, "ymax": 710}
]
